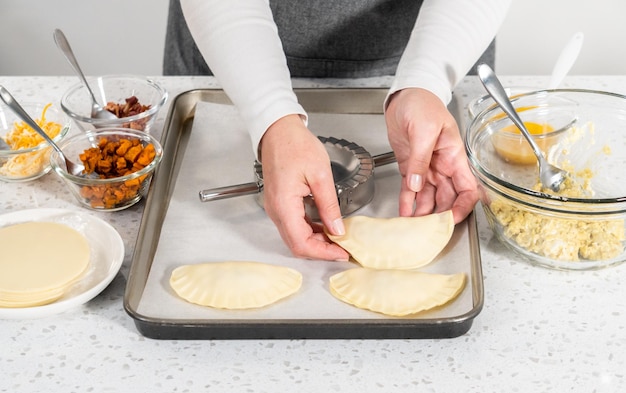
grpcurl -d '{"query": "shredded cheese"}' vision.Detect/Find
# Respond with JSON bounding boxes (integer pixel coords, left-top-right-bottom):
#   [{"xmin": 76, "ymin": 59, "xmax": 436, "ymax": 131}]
[
  {"xmin": 490, "ymin": 124, "xmax": 625, "ymax": 262},
  {"xmin": 0, "ymin": 104, "xmax": 64, "ymax": 178},
  {"xmin": 3, "ymin": 103, "xmax": 61, "ymax": 149}
]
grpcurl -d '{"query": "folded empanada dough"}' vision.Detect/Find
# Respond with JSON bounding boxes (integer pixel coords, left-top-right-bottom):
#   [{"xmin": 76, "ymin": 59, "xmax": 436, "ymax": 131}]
[
  {"xmin": 329, "ymin": 267, "xmax": 465, "ymax": 316},
  {"xmin": 326, "ymin": 210, "xmax": 454, "ymax": 269},
  {"xmin": 170, "ymin": 261, "xmax": 302, "ymax": 309}
]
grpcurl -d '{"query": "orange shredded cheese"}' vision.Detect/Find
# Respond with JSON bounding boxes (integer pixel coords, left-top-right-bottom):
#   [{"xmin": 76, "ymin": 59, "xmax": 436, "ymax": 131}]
[
  {"xmin": 0, "ymin": 104, "xmax": 64, "ymax": 179},
  {"xmin": 3, "ymin": 103, "xmax": 62, "ymax": 150}
]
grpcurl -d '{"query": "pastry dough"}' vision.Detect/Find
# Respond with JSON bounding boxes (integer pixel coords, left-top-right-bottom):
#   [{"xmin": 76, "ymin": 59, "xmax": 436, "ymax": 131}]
[
  {"xmin": 169, "ymin": 261, "xmax": 302, "ymax": 309},
  {"xmin": 326, "ymin": 211, "xmax": 454, "ymax": 269},
  {"xmin": 0, "ymin": 221, "xmax": 90, "ymax": 308},
  {"xmin": 329, "ymin": 268, "xmax": 465, "ymax": 316}
]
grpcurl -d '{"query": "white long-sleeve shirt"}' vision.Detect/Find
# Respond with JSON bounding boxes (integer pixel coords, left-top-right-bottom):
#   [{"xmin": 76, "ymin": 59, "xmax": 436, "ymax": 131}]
[{"xmin": 180, "ymin": 0, "xmax": 511, "ymax": 158}]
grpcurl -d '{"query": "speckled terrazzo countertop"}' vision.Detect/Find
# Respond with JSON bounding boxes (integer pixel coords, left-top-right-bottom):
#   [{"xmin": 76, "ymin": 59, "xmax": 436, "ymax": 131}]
[{"xmin": 2, "ymin": 75, "xmax": 626, "ymax": 393}]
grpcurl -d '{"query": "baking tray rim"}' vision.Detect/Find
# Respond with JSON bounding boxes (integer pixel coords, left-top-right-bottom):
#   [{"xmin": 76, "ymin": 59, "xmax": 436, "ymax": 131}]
[{"xmin": 123, "ymin": 87, "xmax": 484, "ymax": 339}]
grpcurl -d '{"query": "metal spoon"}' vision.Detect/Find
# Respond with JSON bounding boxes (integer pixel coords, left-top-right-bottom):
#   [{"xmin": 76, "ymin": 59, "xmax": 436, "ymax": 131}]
[
  {"xmin": 477, "ymin": 63, "xmax": 567, "ymax": 192},
  {"xmin": 53, "ymin": 28, "xmax": 117, "ymax": 120},
  {"xmin": 0, "ymin": 136, "xmax": 10, "ymax": 150},
  {"xmin": 0, "ymin": 86, "xmax": 86, "ymax": 176}
]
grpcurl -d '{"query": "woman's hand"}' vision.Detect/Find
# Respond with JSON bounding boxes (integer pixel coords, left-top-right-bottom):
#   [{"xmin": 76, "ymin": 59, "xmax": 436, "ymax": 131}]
[
  {"xmin": 259, "ymin": 114, "xmax": 350, "ymax": 261},
  {"xmin": 385, "ymin": 88, "xmax": 479, "ymax": 223}
]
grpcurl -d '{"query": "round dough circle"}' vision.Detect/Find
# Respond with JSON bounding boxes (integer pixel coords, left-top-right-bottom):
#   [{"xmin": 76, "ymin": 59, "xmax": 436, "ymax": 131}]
[{"xmin": 0, "ymin": 222, "xmax": 90, "ymax": 304}]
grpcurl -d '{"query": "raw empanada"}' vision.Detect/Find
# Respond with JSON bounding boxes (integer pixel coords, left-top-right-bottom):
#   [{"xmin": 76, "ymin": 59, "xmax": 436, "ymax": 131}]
[
  {"xmin": 169, "ymin": 261, "xmax": 302, "ymax": 309},
  {"xmin": 329, "ymin": 268, "xmax": 465, "ymax": 316},
  {"xmin": 326, "ymin": 211, "xmax": 454, "ymax": 269}
]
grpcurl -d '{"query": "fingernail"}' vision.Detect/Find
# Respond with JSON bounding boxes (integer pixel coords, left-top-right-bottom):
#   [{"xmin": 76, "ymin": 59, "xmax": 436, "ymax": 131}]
[
  {"xmin": 409, "ymin": 174, "xmax": 422, "ymax": 192},
  {"xmin": 332, "ymin": 218, "xmax": 345, "ymax": 236}
]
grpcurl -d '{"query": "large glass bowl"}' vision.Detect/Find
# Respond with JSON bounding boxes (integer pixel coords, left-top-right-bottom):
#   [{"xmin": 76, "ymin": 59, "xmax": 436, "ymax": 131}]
[{"xmin": 466, "ymin": 89, "xmax": 626, "ymax": 270}]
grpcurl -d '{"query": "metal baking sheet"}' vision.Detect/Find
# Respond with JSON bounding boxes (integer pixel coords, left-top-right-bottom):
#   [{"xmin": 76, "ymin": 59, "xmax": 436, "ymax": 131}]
[{"xmin": 124, "ymin": 88, "xmax": 483, "ymax": 340}]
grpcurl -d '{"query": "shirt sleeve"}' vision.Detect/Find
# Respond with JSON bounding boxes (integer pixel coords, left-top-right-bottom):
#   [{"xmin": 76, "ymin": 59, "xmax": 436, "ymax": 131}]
[
  {"xmin": 181, "ymin": 0, "xmax": 511, "ymax": 158},
  {"xmin": 180, "ymin": 0, "xmax": 306, "ymax": 159},
  {"xmin": 387, "ymin": 0, "xmax": 512, "ymax": 106}
]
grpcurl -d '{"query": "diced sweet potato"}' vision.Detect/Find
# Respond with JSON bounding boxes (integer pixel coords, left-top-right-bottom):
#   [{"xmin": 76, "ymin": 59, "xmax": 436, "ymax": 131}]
[{"xmin": 78, "ymin": 136, "xmax": 156, "ymax": 208}]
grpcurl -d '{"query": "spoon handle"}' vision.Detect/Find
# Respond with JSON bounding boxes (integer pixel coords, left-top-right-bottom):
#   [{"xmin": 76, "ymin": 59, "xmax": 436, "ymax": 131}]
[
  {"xmin": 53, "ymin": 28, "xmax": 100, "ymax": 105},
  {"xmin": 0, "ymin": 85, "xmax": 64, "ymax": 157},
  {"xmin": 476, "ymin": 64, "xmax": 546, "ymax": 161},
  {"xmin": 548, "ymin": 32, "xmax": 584, "ymax": 89}
]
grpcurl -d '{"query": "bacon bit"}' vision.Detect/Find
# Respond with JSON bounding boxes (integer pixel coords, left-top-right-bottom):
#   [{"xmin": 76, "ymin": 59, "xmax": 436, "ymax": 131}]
[{"xmin": 104, "ymin": 96, "xmax": 152, "ymax": 131}]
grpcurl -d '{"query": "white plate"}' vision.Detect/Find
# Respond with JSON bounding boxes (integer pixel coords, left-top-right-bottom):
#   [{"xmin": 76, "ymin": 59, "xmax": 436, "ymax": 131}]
[{"xmin": 0, "ymin": 208, "xmax": 124, "ymax": 319}]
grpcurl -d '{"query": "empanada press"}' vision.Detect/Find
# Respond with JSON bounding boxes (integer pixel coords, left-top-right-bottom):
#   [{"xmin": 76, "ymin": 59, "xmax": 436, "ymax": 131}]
[{"xmin": 198, "ymin": 136, "xmax": 395, "ymax": 220}]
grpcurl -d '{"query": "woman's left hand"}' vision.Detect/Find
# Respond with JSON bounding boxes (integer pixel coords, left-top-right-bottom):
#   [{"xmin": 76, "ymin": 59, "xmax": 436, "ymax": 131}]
[{"xmin": 385, "ymin": 87, "xmax": 479, "ymax": 224}]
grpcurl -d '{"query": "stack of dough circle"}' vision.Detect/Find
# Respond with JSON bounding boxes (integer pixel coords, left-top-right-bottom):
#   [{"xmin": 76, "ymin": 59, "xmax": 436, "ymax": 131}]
[
  {"xmin": 169, "ymin": 261, "xmax": 303, "ymax": 309},
  {"xmin": 0, "ymin": 222, "xmax": 91, "ymax": 308}
]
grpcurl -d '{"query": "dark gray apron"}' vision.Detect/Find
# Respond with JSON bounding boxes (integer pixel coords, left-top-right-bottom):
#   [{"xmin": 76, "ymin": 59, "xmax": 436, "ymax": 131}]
[{"xmin": 163, "ymin": 0, "xmax": 494, "ymax": 77}]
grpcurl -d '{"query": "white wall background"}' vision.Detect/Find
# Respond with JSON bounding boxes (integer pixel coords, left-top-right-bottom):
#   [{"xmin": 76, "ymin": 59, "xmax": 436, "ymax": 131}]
[
  {"xmin": 496, "ymin": 0, "xmax": 626, "ymax": 75},
  {"xmin": 0, "ymin": 0, "xmax": 169, "ymax": 76},
  {"xmin": 0, "ymin": 0, "xmax": 625, "ymax": 77}
]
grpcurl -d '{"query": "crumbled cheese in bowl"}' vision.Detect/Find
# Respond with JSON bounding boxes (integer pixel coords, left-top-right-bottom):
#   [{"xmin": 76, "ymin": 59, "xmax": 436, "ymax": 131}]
[
  {"xmin": 488, "ymin": 124, "xmax": 626, "ymax": 264},
  {"xmin": 490, "ymin": 198, "xmax": 625, "ymax": 262}
]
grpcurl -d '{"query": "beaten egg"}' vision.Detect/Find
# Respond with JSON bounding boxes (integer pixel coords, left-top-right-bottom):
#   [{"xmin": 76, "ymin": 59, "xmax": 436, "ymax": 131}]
[{"xmin": 491, "ymin": 121, "xmax": 556, "ymax": 165}]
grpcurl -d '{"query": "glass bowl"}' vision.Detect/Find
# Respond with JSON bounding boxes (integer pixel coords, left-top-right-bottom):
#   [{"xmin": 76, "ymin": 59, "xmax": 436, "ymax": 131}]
[
  {"xmin": 466, "ymin": 89, "xmax": 626, "ymax": 270},
  {"xmin": 0, "ymin": 102, "xmax": 71, "ymax": 182},
  {"xmin": 60, "ymin": 75, "xmax": 167, "ymax": 133},
  {"xmin": 467, "ymin": 86, "xmax": 537, "ymax": 120},
  {"xmin": 50, "ymin": 128, "xmax": 162, "ymax": 211}
]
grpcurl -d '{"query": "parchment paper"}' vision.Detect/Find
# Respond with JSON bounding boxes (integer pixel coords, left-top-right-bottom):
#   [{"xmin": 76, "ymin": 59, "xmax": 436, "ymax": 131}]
[{"xmin": 136, "ymin": 101, "xmax": 475, "ymax": 320}]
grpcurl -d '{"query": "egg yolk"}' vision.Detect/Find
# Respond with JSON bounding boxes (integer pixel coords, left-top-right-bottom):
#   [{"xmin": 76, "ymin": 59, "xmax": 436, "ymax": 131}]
[{"xmin": 491, "ymin": 121, "xmax": 555, "ymax": 165}]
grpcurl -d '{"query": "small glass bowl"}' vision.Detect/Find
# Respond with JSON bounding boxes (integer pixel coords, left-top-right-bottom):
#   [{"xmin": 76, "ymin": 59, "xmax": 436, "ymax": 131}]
[
  {"xmin": 50, "ymin": 128, "xmax": 163, "ymax": 211},
  {"xmin": 467, "ymin": 86, "xmax": 536, "ymax": 120},
  {"xmin": 487, "ymin": 101, "xmax": 577, "ymax": 165},
  {"xmin": 61, "ymin": 75, "xmax": 167, "ymax": 133},
  {"xmin": 0, "ymin": 103, "xmax": 71, "ymax": 182}
]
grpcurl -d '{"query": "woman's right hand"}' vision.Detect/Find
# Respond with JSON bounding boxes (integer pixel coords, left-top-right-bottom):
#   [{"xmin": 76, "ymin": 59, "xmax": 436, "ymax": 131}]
[{"xmin": 259, "ymin": 114, "xmax": 349, "ymax": 261}]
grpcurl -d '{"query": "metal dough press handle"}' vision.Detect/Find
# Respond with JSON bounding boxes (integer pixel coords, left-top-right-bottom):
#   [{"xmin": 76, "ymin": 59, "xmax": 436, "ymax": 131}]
[
  {"xmin": 371, "ymin": 151, "xmax": 396, "ymax": 167},
  {"xmin": 198, "ymin": 150, "xmax": 396, "ymax": 203},
  {"xmin": 199, "ymin": 182, "xmax": 261, "ymax": 202}
]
